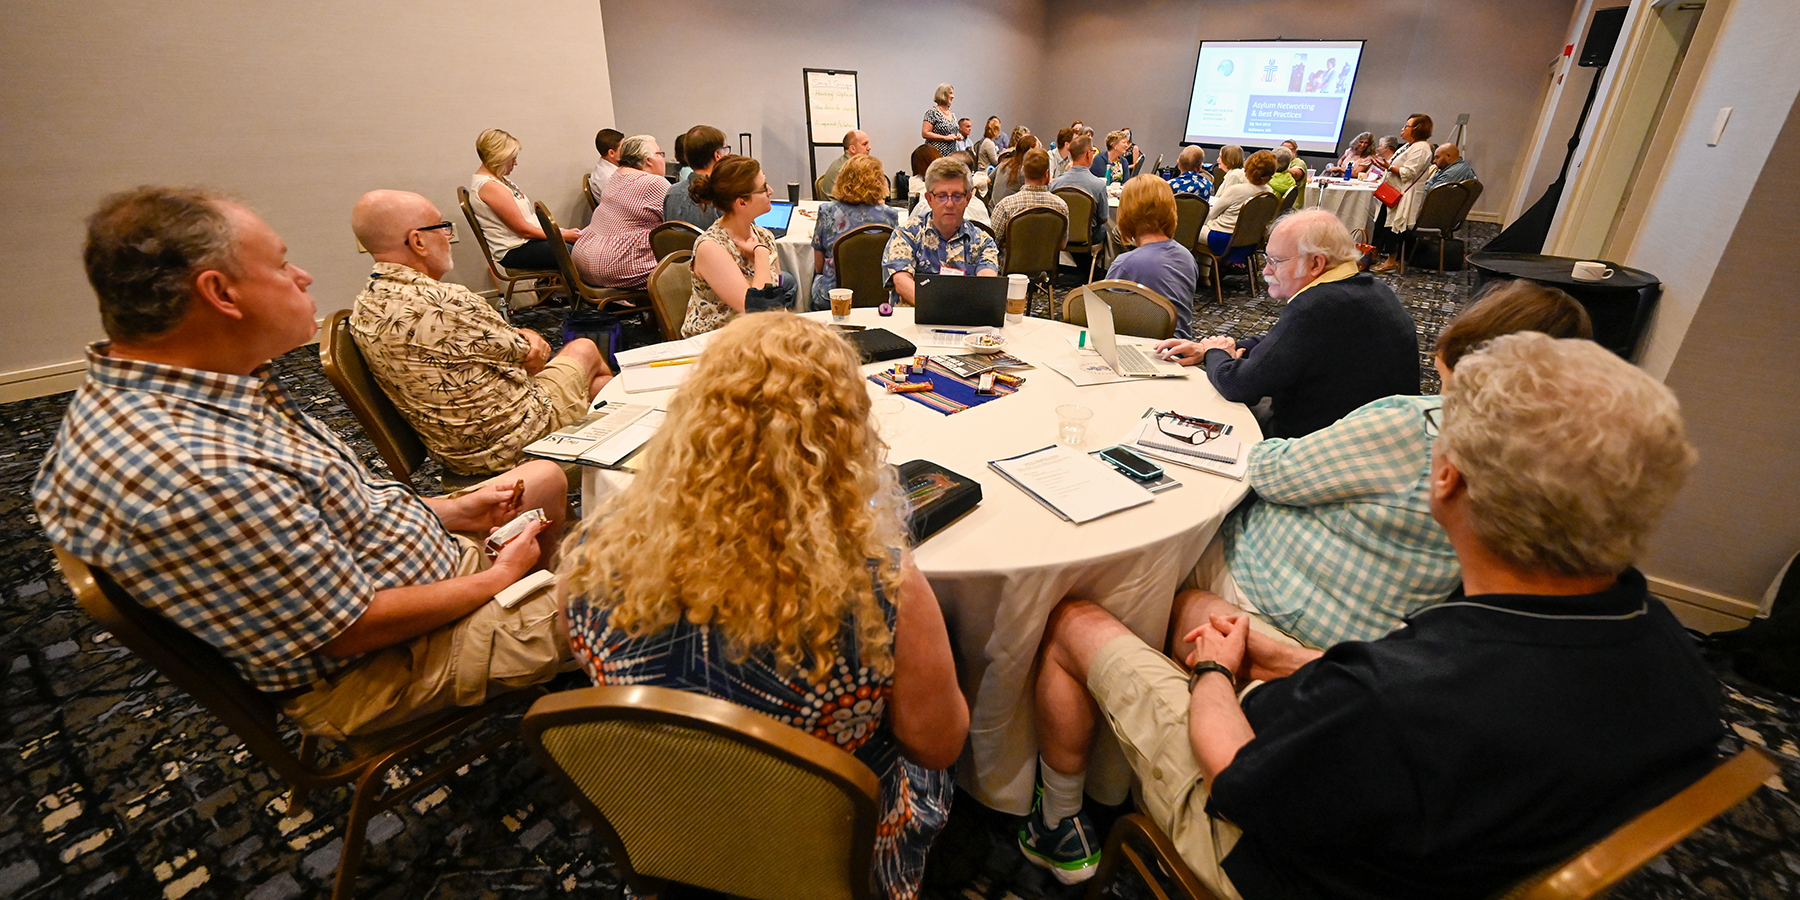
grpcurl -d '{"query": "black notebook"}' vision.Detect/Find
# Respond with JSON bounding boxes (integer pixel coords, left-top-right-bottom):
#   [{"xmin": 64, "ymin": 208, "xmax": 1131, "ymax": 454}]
[{"xmin": 844, "ymin": 328, "xmax": 917, "ymax": 364}]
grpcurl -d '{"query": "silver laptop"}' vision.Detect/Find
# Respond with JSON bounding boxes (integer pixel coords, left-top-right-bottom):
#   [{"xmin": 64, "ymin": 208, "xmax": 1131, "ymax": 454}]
[{"xmin": 1082, "ymin": 288, "xmax": 1188, "ymax": 378}]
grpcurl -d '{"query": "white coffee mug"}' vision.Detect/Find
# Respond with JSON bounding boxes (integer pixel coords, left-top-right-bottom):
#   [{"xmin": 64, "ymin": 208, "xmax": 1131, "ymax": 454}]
[{"xmin": 1572, "ymin": 260, "xmax": 1615, "ymax": 281}]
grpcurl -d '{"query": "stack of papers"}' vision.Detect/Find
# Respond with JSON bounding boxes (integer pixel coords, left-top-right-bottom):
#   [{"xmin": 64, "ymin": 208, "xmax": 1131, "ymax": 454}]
[
  {"xmin": 1121, "ymin": 420, "xmax": 1250, "ymax": 481},
  {"xmin": 523, "ymin": 403, "xmax": 663, "ymax": 468},
  {"xmin": 616, "ymin": 333, "xmax": 715, "ymax": 393},
  {"xmin": 989, "ymin": 445, "xmax": 1154, "ymax": 523}
]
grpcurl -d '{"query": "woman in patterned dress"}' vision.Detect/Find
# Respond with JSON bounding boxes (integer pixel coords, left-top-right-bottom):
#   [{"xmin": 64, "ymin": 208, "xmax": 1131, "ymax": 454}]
[
  {"xmin": 811, "ymin": 155, "xmax": 900, "ymax": 309},
  {"xmin": 572, "ymin": 134, "xmax": 669, "ymax": 289},
  {"xmin": 921, "ymin": 83, "xmax": 960, "ymax": 157},
  {"xmin": 680, "ymin": 155, "xmax": 795, "ymax": 337},
  {"xmin": 560, "ymin": 313, "xmax": 968, "ymax": 900}
]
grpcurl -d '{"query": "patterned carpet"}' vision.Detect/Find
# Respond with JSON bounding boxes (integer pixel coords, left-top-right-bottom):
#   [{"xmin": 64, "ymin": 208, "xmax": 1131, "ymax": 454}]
[{"xmin": 4, "ymin": 225, "xmax": 1797, "ymax": 899}]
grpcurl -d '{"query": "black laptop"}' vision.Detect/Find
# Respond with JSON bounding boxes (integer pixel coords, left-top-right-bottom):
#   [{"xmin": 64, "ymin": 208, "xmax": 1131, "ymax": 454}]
[{"xmin": 913, "ymin": 273, "xmax": 1008, "ymax": 327}]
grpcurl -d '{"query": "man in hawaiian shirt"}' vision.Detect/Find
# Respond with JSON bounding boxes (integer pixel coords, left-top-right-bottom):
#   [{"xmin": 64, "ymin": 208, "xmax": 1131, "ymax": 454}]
[{"xmin": 881, "ymin": 156, "xmax": 1000, "ymax": 305}]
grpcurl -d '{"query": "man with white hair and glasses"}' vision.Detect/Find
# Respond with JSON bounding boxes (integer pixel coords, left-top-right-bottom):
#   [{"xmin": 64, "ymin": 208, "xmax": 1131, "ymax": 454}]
[
  {"xmin": 881, "ymin": 156, "xmax": 999, "ymax": 305},
  {"xmin": 1018, "ymin": 332, "xmax": 1723, "ymax": 895},
  {"xmin": 1156, "ymin": 209, "xmax": 1418, "ymax": 439}
]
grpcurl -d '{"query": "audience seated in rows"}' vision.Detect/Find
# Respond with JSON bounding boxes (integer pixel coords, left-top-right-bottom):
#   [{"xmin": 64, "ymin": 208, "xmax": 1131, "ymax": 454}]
[
  {"xmin": 810, "ymin": 155, "xmax": 900, "ymax": 310},
  {"xmin": 1198, "ymin": 150, "xmax": 1278, "ymax": 261},
  {"xmin": 349, "ymin": 190, "xmax": 611, "ymax": 476},
  {"xmin": 1167, "ymin": 145, "xmax": 1213, "ymax": 201},
  {"xmin": 1424, "ymin": 142, "xmax": 1478, "ymax": 189},
  {"xmin": 1373, "ymin": 113, "xmax": 1437, "ymax": 272},
  {"xmin": 470, "ymin": 128, "xmax": 580, "ymax": 272},
  {"xmin": 588, "ymin": 127, "xmax": 623, "ymax": 208},
  {"xmin": 989, "ymin": 134, "xmax": 1040, "ymax": 208},
  {"xmin": 683, "ymin": 155, "xmax": 796, "ymax": 337},
  {"xmin": 1049, "ymin": 134, "xmax": 1107, "ymax": 235},
  {"xmin": 37, "ymin": 187, "xmax": 572, "ymax": 741},
  {"xmin": 573, "ymin": 134, "xmax": 669, "ymax": 289},
  {"xmin": 1328, "ymin": 131, "xmax": 1375, "ymax": 177},
  {"xmin": 884, "ymin": 156, "xmax": 1000, "ymax": 305},
  {"xmin": 665, "ymin": 124, "xmax": 727, "ymax": 230},
  {"xmin": 1200, "ymin": 280, "xmax": 1593, "ymax": 649},
  {"xmin": 1022, "ymin": 331, "xmax": 1722, "ymax": 898},
  {"xmin": 1161, "ymin": 210, "xmax": 1419, "ymax": 439},
  {"xmin": 817, "ymin": 128, "xmax": 871, "ymax": 199},
  {"xmin": 561, "ymin": 312, "xmax": 968, "ymax": 900},
  {"xmin": 1106, "ymin": 175, "xmax": 1198, "ymax": 339},
  {"xmin": 990, "ymin": 147, "xmax": 1068, "ymax": 251}
]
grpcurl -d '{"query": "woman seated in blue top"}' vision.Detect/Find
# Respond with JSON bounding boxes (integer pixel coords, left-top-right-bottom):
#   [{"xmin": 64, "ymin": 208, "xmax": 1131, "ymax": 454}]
[
  {"xmin": 1176, "ymin": 278, "xmax": 1594, "ymax": 652},
  {"xmin": 560, "ymin": 313, "xmax": 968, "ymax": 900},
  {"xmin": 1105, "ymin": 174, "xmax": 1198, "ymax": 339},
  {"xmin": 810, "ymin": 155, "xmax": 900, "ymax": 310}
]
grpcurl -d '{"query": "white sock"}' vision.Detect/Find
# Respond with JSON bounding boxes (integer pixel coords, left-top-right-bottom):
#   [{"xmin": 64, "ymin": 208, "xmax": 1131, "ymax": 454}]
[{"xmin": 1039, "ymin": 756, "xmax": 1086, "ymax": 828}]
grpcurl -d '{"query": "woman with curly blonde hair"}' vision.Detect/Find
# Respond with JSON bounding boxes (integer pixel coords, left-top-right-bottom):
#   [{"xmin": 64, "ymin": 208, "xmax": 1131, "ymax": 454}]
[{"xmin": 560, "ymin": 313, "xmax": 966, "ymax": 899}]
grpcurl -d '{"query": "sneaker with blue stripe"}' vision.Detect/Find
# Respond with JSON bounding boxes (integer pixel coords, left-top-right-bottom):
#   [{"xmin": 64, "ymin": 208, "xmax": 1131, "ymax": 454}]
[{"xmin": 1017, "ymin": 785, "xmax": 1101, "ymax": 884}]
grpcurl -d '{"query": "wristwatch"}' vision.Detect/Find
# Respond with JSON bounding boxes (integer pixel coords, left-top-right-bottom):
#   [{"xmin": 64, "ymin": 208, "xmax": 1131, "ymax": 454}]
[{"xmin": 1188, "ymin": 660, "xmax": 1237, "ymax": 692}]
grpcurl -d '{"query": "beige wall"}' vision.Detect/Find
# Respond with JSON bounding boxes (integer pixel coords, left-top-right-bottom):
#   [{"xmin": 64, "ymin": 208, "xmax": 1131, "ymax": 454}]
[
  {"xmin": 0, "ymin": 0, "xmax": 613, "ymax": 387},
  {"xmin": 1036, "ymin": 0, "xmax": 1579, "ymax": 221},
  {"xmin": 1627, "ymin": 0, "xmax": 1800, "ymax": 613},
  {"xmin": 598, "ymin": 0, "xmax": 1051, "ymax": 197}
]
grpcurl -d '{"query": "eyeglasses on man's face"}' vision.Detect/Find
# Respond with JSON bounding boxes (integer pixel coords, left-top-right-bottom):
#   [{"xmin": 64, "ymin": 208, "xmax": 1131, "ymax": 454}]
[
  {"xmin": 416, "ymin": 221, "xmax": 456, "ymax": 240},
  {"xmin": 929, "ymin": 191, "xmax": 971, "ymax": 204}
]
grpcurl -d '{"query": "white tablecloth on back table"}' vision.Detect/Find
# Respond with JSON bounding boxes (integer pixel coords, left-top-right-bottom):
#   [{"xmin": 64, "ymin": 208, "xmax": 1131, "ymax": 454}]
[
  {"xmin": 773, "ymin": 200, "xmax": 822, "ymax": 311},
  {"xmin": 580, "ymin": 308, "xmax": 1259, "ymax": 814},
  {"xmin": 1306, "ymin": 179, "xmax": 1381, "ymax": 235}
]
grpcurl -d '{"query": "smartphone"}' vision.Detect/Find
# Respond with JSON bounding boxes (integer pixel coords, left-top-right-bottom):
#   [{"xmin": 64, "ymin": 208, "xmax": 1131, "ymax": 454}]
[{"xmin": 1098, "ymin": 445, "xmax": 1164, "ymax": 482}]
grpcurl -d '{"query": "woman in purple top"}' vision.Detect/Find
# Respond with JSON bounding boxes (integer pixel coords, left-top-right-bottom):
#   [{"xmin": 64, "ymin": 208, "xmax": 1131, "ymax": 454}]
[
  {"xmin": 1105, "ymin": 175, "xmax": 1198, "ymax": 339},
  {"xmin": 811, "ymin": 155, "xmax": 900, "ymax": 309}
]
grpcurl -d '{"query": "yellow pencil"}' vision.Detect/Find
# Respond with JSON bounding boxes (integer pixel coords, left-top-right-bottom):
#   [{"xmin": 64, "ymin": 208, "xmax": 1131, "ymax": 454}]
[{"xmin": 647, "ymin": 357, "xmax": 697, "ymax": 368}]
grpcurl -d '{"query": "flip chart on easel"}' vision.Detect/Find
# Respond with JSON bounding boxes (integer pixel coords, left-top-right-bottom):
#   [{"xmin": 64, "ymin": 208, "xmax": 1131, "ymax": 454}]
[{"xmin": 804, "ymin": 69, "xmax": 860, "ymax": 145}]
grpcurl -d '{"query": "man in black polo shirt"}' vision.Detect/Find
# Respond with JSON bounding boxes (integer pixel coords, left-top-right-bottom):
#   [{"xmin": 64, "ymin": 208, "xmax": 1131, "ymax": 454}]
[{"xmin": 1019, "ymin": 332, "xmax": 1723, "ymax": 897}]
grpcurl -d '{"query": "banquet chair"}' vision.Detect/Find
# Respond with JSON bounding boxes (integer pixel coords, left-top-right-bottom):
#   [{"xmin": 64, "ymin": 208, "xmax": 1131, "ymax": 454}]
[
  {"xmin": 523, "ymin": 685, "xmax": 880, "ymax": 900},
  {"xmin": 1002, "ymin": 207, "xmax": 1069, "ymax": 304},
  {"xmin": 52, "ymin": 546, "xmax": 536, "ymax": 900},
  {"xmin": 581, "ymin": 173, "xmax": 597, "ymax": 216},
  {"xmin": 1402, "ymin": 182, "xmax": 1472, "ymax": 275},
  {"xmin": 814, "ymin": 171, "xmax": 832, "ymax": 200},
  {"xmin": 1274, "ymin": 182, "xmax": 1300, "ymax": 218},
  {"xmin": 650, "ymin": 220, "xmax": 703, "ymax": 261},
  {"xmin": 1195, "ymin": 191, "xmax": 1279, "ymax": 305},
  {"xmin": 1082, "ymin": 747, "xmax": 1778, "ymax": 900},
  {"xmin": 910, "ymin": 143, "xmax": 942, "ymax": 177},
  {"xmin": 533, "ymin": 203, "xmax": 650, "ymax": 314},
  {"xmin": 457, "ymin": 186, "xmax": 563, "ymax": 314},
  {"xmin": 1059, "ymin": 279, "xmax": 1178, "ymax": 340},
  {"xmin": 318, "ymin": 309, "xmax": 487, "ymax": 492},
  {"xmin": 1054, "ymin": 187, "xmax": 1102, "ymax": 285},
  {"xmin": 969, "ymin": 220, "xmax": 996, "ymax": 242},
  {"xmin": 647, "ymin": 250, "xmax": 693, "ymax": 342},
  {"xmin": 1172, "ymin": 193, "xmax": 1209, "ymax": 262},
  {"xmin": 833, "ymin": 223, "xmax": 895, "ymax": 307}
]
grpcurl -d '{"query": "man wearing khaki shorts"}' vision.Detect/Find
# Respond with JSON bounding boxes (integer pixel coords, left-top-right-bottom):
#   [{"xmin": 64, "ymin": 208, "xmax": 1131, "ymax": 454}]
[{"xmin": 350, "ymin": 189, "xmax": 611, "ymax": 476}]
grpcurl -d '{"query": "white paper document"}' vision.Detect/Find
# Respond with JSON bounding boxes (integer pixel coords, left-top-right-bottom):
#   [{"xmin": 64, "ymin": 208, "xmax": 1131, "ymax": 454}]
[
  {"xmin": 614, "ymin": 332, "xmax": 714, "ymax": 367},
  {"xmin": 582, "ymin": 410, "xmax": 665, "ymax": 466},
  {"xmin": 621, "ymin": 362, "xmax": 693, "ymax": 393},
  {"xmin": 522, "ymin": 403, "xmax": 655, "ymax": 463},
  {"xmin": 989, "ymin": 445, "xmax": 1154, "ymax": 523}
]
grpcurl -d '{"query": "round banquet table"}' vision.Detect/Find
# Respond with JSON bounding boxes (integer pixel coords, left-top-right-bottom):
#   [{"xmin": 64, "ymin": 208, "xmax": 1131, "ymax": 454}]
[
  {"xmin": 1305, "ymin": 178, "xmax": 1380, "ymax": 234},
  {"xmin": 579, "ymin": 307, "xmax": 1260, "ymax": 814}
]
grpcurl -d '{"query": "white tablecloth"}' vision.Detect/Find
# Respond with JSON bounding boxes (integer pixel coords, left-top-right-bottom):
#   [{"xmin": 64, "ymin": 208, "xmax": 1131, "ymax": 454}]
[
  {"xmin": 1306, "ymin": 179, "xmax": 1381, "ymax": 235},
  {"xmin": 774, "ymin": 200, "xmax": 822, "ymax": 311},
  {"xmin": 581, "ymin": 308, "xmax": 1259, "ymax": 814}
]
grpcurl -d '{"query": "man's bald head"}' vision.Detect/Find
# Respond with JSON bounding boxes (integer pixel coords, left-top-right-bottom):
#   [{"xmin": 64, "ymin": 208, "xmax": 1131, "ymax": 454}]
[
  {"xmin": 1435, "ymin": 143, "xmax": 1461, "ymax": 167},
  {"xmin": 352, "ymin": 190, "xmax": 454, "ymax": 279}
]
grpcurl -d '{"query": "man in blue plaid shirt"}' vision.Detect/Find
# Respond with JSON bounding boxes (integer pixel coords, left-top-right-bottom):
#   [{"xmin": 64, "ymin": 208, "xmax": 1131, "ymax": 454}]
[{"xmin": 35, "ymin": 187, "xmax": 572, "ymax": 741}]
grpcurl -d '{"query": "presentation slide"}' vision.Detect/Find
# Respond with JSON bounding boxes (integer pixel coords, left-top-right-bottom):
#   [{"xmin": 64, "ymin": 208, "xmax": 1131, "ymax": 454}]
[{"xmin": 1183, "ymin": 40, "xmax": 1365, "ymax": 155}]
